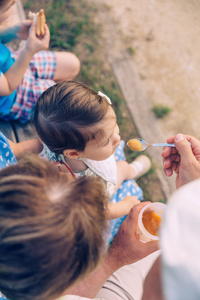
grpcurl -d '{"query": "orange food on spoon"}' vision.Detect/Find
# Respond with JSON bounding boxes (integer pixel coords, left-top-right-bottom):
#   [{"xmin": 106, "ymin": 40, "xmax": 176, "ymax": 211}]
[{"xmin": 128, "ymin": 139, "xmax": 143, "ymax": 151}]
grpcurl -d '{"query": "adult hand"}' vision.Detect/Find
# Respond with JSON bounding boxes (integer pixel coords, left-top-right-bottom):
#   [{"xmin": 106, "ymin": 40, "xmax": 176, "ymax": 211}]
[
  {"xmin": 25, "ymin": 16, "xmax": 50, "ymax": 55},
  {"xmin": 162, "ymin": 133, "xmax": 200, "ymax": 188},
  {"xmin": 107, "ymin": 202, "xmax": 159, "ymax": 270},
  {"xmin": 66, "ymin": 202, "xmax": 159, "ymax": 298}
]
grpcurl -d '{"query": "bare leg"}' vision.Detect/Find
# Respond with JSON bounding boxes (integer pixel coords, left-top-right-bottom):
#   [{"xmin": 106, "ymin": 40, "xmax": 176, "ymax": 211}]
[
  {"xmin": 53, "ymin": 52, "xmax": 80, "ymax": 82},
  {"xmin": 115, "ymin": 156, "xmax": 151, "ymax": 191},
  {"xmin": 115, "ymin": 160, "xmax": 136, "ymax": 191}
]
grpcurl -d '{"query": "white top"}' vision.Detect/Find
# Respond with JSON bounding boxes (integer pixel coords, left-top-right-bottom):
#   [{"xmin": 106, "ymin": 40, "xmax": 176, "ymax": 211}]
[
  {"xmin": 160, "ymin": 178, "xmax": 200, "ymax": 300},
  {"xmin": 40, "ymin": 144, "xmax": 117, "ymax": 198},
  {"xmin": 57, "ymin": 296, "xmax": 103, "ymax": 300},
  {"xmin": 76, "ymin": 155, "xmax": 117, "ymax": 198}
]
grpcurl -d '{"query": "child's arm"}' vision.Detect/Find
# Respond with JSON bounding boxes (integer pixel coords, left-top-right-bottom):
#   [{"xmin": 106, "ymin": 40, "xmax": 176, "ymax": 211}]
[
  {"xmin": 8, "ymin": 138, "xmax": 43, "ymax": 159},
  {"xmin": 105, "ymin": 196, "xmax": 140, "ymax": 220},
  {"xmin": 0, "ymin": 18, "xmax": 50, "ymax": 96},
  {"xmin": 0, "ymin": 19, "xmax": 32, "ymax": 44}
]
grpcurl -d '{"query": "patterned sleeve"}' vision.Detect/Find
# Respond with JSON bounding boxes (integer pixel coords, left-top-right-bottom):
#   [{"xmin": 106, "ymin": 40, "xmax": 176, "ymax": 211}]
[{"xmin": 0, "ymin": 131, "xmax": 17, "ymax": 169}]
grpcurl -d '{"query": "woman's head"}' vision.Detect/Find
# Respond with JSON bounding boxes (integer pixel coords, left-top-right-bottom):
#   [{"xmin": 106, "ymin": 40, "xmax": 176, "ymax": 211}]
[
  {"xmin": 0, "ymin": 154, "xmax": 107, "ymax": 300},
  {"xmin": 34, "ymin": 81, "xmax": 120, "ymax": 160}
]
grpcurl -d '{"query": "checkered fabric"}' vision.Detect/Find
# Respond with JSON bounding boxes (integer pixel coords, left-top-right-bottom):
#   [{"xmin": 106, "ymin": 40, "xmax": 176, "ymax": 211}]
[{"xmin": 8, "ymin": 49, "xmax": 56, "ymax": 122}]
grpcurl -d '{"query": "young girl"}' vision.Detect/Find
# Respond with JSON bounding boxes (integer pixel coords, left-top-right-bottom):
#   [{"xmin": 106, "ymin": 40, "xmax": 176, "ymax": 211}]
[
  {"xmin": 0, "ymin": 0, "xmax": 80, "ymax": 123},
  {"xmin": 34, "ymin": 81, "xmax": 151, "ymax": 241}
]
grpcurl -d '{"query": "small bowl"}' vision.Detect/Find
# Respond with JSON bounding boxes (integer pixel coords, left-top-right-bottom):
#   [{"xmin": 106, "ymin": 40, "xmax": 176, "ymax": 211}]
[{"xmin": 137, "ymin": 202, "xmax": 167, "ymax": 243}]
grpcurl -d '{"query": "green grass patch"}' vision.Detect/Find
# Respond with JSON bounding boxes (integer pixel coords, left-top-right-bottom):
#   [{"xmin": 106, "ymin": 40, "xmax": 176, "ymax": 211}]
[
  {"xmin": 152, "ymin": 104, "xmax": 171, "ymax": 118},
  {"xmin": 127, "ymin": 46, "xmax": 135, "ymax": 55}
]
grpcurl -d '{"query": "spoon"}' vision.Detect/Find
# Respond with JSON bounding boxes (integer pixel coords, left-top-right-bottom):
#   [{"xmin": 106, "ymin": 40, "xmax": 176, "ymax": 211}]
[{"xmin": 127, "ymin": 138, "xmax": 176, "ymax": 152}]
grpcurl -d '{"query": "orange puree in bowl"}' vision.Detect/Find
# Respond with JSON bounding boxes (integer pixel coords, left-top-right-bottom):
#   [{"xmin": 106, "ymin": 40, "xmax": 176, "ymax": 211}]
[
  {"xmin": 142, "ymin": 210, "xmax": 162, "ymax": 236},
  {"xmin": 128, "ymin": 139, "xmax": 143, "ymax": 151}
]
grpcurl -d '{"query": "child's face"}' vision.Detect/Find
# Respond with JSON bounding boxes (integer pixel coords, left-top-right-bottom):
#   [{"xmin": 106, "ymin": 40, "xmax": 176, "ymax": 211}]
[
  {"xmin": 0, "ymin": 0, "xmax": 17, "ymax": 24},
  {"xmin": 79, "ymin": 107, "xmax": 121, "ymax": 161}
]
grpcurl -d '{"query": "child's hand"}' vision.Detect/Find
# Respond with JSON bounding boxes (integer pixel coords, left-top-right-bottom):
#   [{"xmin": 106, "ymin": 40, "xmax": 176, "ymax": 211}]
[
  {"xmin": 122, "ymin": 196, "xmax": 140, "ymax": 211},
  {"xmin": 24, "ymin": 16, "xmax": 50, "ymax": 55},
  {"xmin": 105, "ymin": 196, "xmax": 140, "ymax": 220},
  {"xmin": 14, "ymin": 19, "xmax": 32, "ymax": 40}
]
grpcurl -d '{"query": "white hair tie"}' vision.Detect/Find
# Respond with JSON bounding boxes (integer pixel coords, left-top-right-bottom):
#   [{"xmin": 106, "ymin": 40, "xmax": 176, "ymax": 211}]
[{"xmin": 98, "ymin": 91, "xmax": 112, "ymax": 105}]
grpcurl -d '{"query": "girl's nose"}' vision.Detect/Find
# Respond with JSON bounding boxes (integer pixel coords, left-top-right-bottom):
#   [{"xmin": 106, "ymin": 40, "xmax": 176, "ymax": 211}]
[
  {"xmin": 116, "ymin": 125, "xmax": 120, "ymax": 135},
  {"xmin": 113, "ymin": 133, "xmax": 121, "ymax": 146}
]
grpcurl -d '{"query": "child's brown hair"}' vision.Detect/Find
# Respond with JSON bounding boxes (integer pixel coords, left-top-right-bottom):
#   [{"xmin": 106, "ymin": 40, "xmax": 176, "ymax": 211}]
[
  {"xmin": 34, "ymin": 81, "xmax": 111, "ymax": 155},
  {"xmin": 0, "ymin": 0, "xmax": 7, "ymax": 8},
  {"xmin": 0, "ymin": 154, "xmax": 107, "ymax": 300}
]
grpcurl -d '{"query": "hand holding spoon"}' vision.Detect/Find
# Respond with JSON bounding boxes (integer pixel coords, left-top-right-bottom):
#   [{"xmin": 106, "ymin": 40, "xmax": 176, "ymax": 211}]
[{"xmin": 127, "ymin": 138, "xmax": 190, "ymax": 152}]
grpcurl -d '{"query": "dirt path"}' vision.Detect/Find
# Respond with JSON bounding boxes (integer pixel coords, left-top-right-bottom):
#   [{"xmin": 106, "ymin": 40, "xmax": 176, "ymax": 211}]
[
  {"xmin": 89, "ymin": 0, "xmax": 200, "ymax": 197},
  {"xmin": 93, "ymin": 0, "xmax": 200, "ymax": 138}
]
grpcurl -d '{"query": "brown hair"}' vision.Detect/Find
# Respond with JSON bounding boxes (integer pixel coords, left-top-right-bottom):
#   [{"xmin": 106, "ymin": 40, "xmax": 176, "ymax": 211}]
[
  {"xmin": 0, "ymin": 154, "xmax": 107, "ymax": 300},
  {"xmin": 34, "ymin": 81, "xmax": 111, "ymax": 155},
  {"xmin": 0, "ymin": 0, "xmax": 7, "ymax": 8}
]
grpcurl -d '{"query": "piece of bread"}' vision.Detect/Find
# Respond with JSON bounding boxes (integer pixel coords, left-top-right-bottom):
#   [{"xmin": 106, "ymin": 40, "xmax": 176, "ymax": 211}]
[
  {"xmin": 28, "ymin": 9, "xmax": 46, "ymax": 38},
  {"xmin": 36, "ymin": 9, "xmax": 46, "ymax": 37}
]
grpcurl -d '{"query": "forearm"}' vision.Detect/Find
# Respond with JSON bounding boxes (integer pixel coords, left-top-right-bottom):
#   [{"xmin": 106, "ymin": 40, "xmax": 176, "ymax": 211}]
[
  {"xmin": 4, "ymin": 47, "xmax": 33, "ymax": 93},
  {"xmin": 0, "ymin": 26, "xmax": 17, "ymax": 44},
  {"xmin": 9, "ymin": 139, "xmax": 43, "ymax": 158},
  {"xmin": 66, "ymin": 252, "xmax": 119, "ymax": 298},
  {"xmin": 106, "ymin": 202, "xmax": 127, "ymax": 219},
  {"xmin": 66, "ymin": 241, "xmax": 142, "ymax": 298},
  {"xmin": 106, "ymin": 197, "xmax": 139, "ymax": 220}
]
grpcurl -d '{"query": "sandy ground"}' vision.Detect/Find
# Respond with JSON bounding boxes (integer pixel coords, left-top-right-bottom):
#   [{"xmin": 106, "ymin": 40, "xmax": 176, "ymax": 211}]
[
  {"xmin": 91, "ymin": 0, "xmax": 200, "ymax": 139},
  {"xmin": 88, "ymin": 0, "xmax": 200, "ymax": 196}
]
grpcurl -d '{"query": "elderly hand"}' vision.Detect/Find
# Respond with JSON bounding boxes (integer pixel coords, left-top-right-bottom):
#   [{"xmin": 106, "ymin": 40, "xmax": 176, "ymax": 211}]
[
  {"xmin": 162, "ymin": 133, "xmax": 200, "ymax": 188},
  {"xmin": 65, "ymin": 202, "xmax": 159, "ymax": 298},
  {"xmin": 107, "ymin": 202, "xmax": 159, "ymax": 270}
]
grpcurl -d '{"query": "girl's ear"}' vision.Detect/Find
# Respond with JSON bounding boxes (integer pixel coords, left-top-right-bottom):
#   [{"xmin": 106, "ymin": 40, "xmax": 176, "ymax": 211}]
[{"xmin": 63, "ymin": 149, "xmax": 81, "ymax": 159}]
